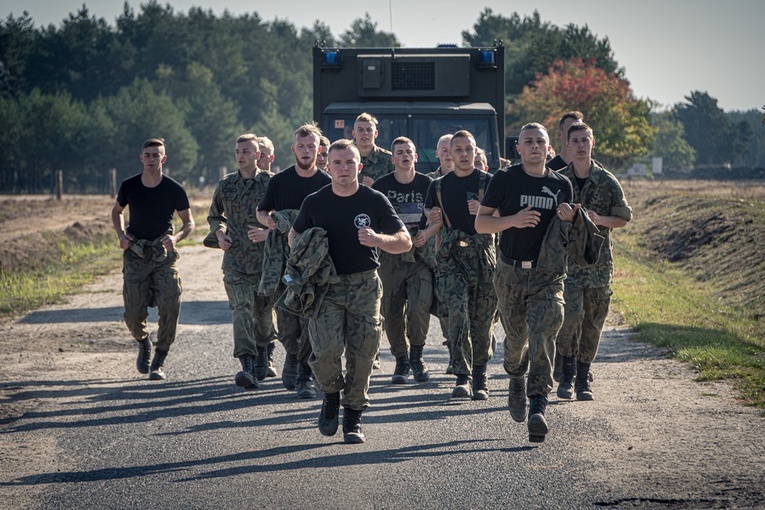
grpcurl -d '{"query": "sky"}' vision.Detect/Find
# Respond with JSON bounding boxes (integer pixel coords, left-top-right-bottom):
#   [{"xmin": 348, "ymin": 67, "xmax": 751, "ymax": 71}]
[{"xmin": 2, "ymin": 0, "xmax": 763, "ymax": 112}]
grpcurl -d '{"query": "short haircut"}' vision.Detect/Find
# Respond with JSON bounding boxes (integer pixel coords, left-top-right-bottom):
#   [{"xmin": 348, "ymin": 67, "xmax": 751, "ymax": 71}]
[
  {"xmin": 355, "ymin": 112, "xmax": 379, "ymax": 126},
  {"xmin": 328, "ymin": 138, "xmax": 360, "ymax": 159},
  {"xmin": 319, "ymin": 135, "xmax": 330, "ymax": 148},
  {"xmin": 142, "ymin": 138, "xmax": 165, "ymax": 149},
  {"xmin": 391, "ymin": 136, "xmax": 415, "ymax": 152},
  {"xmin": 256, "ymin": 136, "xmax": 274, "ymax": 153},
  {"xmin": 451, "ymin": 130, "xmax": 476, "ymax": 147},
  {"xmin": 437, "ymin": 134, "xmax": 453, "ymax": 146},
  {"xmin": 294, "ymin": 123, "xmax": 322, "ymax": 140},
  {"xmin": 475, "ymin": 147, "xmax": 485, "ymax": 155},
  {"xmin": 558, "ymin": 111, "xmax": 584, "ymax": 128},
  {"xmin": 236, "ymin": 133, "xmax": 260, "ymax": 151},
  {"xmin": 519, "ymin": 122, "xmax": 549, "ymax": 138},
  {"xmin": 567, "ymin": 121, "xmax": 593, "ymax": 142}
]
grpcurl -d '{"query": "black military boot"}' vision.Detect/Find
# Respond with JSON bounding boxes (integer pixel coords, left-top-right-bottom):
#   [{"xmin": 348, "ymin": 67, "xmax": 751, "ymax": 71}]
[
  {"xmin": 451, "ymin": 374, "xmax": 472, "ymax": 399},
  {"xmin": 391, "ymin": 354, "xmax": 410, "ymax": 384},
  {"xmin": 282, "ymin": 352, "xmax": 299, "ymax": 391},
  {"xmin": 575, "ymin": 360, "xmax": 594, "ymax": 401},
  {"xmin": 556, "ymin": 355, "xmax": 576, "ymax": 399},
  {"xmin": 342, "ymin": 407, "xmax": 366, "ymax": 444},
  {"xmin": 254, "ymin": 345, "xmax": 269, "ymax": 381},
  {"xmin": 136, "ymin": 338, "xmax": 151, "ymax": 374},
  {"xmin": 528, "ymin": 395, "xmax": 549, "ymax": 443},
  {"xmin": 149, "ymin": 348, "xmax": 168, "ymax": 380},
  {"xmin": 266, "ymin": 342, "xmax": 278, "ymax": 378},
  {"xmin": 318, "ymin": 391, "xmax": 340, "ymax": 436},
  {"xmin": 296, "ymin": 361, "xmax": 317, "ymax": 399},
  {"xmin": 507, "ymin": 375, "xmax": 527, "ymax": 423},
  {"xmin": 235, "ymin": 354, "xmax": 258, "ymax": 389},
  {"xmin": 553, "ymin": 351, "xmax": 563, "ymax": 382},
  {"xmin": 472, "ymin": 364, "xmax": 489, "ymax": 400},
  {"xmin": 409, "ymin": 344, "xmax": 430, "ymax": 382}
]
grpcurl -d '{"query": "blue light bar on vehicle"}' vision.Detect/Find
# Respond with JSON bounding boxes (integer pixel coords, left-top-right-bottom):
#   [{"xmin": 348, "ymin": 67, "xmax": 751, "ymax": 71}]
[
  {"xmin": 478, "ymin": 50, "xmax": 495, "ymax": 68},
  {"xmin": 322, "ymin": 50, "xmax": 340, "ymax": 69}
]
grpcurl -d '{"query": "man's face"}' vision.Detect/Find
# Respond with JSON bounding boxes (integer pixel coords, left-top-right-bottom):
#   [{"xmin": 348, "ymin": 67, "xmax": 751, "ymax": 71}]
[
  {"xmin": 568, "ymin": 129, "xmax": 595, "ymax": 161},
  {"xmin": 235, "ymin": 140, "xmax": 260, "ymax": 172},
  {"xmin": 327, "ymin": 147, "xmax": 362, "ymax": 188},
  {"xmin": 292, "ymin": 133, "xmax": 320, "ymax": 171},
  {"xmin": 316, "ymin": 145, "xmax": 329, "ymax": 170},
  {"xmin": 352, "ymin": 121, "xmax": 377, "ymax": 150},
  {"xmin": 450, "ymin": 136, "xmax": 476, "ymax": 172},
  {"xmin": 474, "ymin": 152, "xmax": 487, "ymax": 172},
  {"xmin": 392, "ymin": 141, "xmax": 417, "ymax": 171},
  {"xmin": 257, "ymin": 146, "xmax": 273, "ymax": 170},
  {"xmin": 436, "ymin": 138, "xmax": 454, "ymax": 170},
  {"xmin": 517, "ymin": 128, "xmax": 550, "ymax": 165},
  {"xmin": 140, "ymin": 145, "xmax": 166, "ymax": 172}
]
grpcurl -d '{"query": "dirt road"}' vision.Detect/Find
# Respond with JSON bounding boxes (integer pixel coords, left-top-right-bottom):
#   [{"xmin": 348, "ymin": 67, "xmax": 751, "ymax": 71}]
[{"xmin": 1, "ymin": 215, "xmax": 764, "ymax": 507}]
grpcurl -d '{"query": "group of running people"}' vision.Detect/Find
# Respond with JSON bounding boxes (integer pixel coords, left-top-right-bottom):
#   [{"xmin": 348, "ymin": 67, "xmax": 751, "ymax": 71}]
[{"xmin": 112, "ymin": 110, "xmax": 631, "ymax": 445}]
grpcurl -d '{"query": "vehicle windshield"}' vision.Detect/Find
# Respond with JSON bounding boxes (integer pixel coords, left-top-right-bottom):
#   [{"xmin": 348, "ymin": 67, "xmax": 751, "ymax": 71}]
[{"xmin": 322, "ymin": 114, "xmax": 497, "ymax": 173}]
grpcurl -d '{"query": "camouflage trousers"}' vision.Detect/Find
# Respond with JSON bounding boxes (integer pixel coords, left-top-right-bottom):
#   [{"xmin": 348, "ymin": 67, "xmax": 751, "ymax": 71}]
[
  {"xmin": 308, "ymin": 270, "xmax": 382, "ymax": 411},
  {"xmin": 223, "ymin": 272, "xmax": 276, "ymax": 358},
  {"xmin": 274, "ymin": 280, "xmax": 312, "ymax": 363},
  {"xmin": 437, "ymin": 243, "xmax": 497, "ymax": 375},
  {"xmin": 378, "ymin": 259, "xmax": 433, "ymax": 358},
  {"xmin": 556, "ymin": 284, "xmax": 612, "ymax": 364},
  {"xmin": 494, "ymin": 258, "xmax": 565, "ymax": 397},
  {"xmin": 122, "ymin": 248, "xmax": 182, "ymax": 352}
]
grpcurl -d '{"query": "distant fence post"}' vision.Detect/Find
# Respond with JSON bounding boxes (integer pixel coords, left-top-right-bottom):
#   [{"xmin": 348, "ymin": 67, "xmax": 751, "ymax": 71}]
[
  {"xmin": 55, "ymin": 170, "xmax": 63, "ymax": 200},
  {"xmin": 110, "ymin": 168, "xmax": 117, "ymax": 198}
]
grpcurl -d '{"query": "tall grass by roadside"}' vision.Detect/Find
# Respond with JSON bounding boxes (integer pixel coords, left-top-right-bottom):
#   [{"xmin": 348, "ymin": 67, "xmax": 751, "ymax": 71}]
[
  {"xmin": 0, "ymin": 234, "xmax": 121, "ymax": 318},
  {"xmin": 612, "ymin": 195, "xmax": 765, "ymax": 411},
  {"xmin": 0, "ymin": 217, "xmax": 200, "ymax": 319}
]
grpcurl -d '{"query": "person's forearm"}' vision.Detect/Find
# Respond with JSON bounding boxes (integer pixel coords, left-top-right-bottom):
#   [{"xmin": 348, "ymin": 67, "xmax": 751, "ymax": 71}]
[{"xmin": 378, "ymin": 230, "xmax": 412, "ymax": 254}]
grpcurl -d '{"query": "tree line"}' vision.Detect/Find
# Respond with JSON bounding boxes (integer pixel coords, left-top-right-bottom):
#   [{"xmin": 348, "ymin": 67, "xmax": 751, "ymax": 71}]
[{"xmin": 1, "ymin": 3, "xmax": 762, "ymax": 193}]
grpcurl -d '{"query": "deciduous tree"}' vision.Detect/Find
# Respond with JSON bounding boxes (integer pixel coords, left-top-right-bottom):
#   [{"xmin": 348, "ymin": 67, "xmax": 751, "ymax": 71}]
[{"xmin": 511, "ymin": 58, "xmax": 654, "ymax": 168}]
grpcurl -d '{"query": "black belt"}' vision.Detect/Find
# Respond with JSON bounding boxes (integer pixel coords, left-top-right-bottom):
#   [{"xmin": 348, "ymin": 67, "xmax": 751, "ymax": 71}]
[{"xmin": 500, "ymin": 252, "xmax": 536, "ymax": 269}]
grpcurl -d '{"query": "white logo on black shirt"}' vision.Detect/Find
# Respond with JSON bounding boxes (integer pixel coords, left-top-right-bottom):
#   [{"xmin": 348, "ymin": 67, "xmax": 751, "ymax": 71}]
[{"xmin": 354, "ymin": 214, "xmax": 371, "ymax": 229}]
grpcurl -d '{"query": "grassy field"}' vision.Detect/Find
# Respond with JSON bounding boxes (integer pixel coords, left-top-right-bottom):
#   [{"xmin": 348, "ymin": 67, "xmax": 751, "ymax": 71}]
[
  {"xmin": 0, "ymin": 193, "xmax": 207, "ymax": 319},
  {"xmin": 612, "ymin": 179, "xmax": 765, "ymax": 410}
]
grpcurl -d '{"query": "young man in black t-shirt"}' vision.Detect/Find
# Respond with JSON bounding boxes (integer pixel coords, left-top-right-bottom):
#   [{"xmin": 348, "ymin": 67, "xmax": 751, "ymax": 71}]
[
  {"xmin": 290, "ymin": 139, "xmax": 411, "ymax": 444},
  {"xmin": 257, "ymin": 124, "xmax": 331, "ymax": 397},
  {"xmin": 423, "ymin": 130, "xmax": 497, "ymax": 401},
  {"xmin": 372, "ymin": 137, "xmax": 437, "ymax": 385},
  {"xmin": 111, "ymin": 138, "xmax": 195, "ymax": 381},
  {"xmin": 476, "ymin": 122, "xmax": 576, "ymax": 443}
]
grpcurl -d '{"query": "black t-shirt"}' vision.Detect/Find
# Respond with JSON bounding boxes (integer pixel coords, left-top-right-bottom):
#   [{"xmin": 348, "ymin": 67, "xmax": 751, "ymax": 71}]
[
  {"xmin": 481, "ymin": 164, "xmax": 573, "ymax": 261},
  {"xmin": 117, "ymin": 174, "xmax": 190, "ymax": 241},
  {"xmin": 424, "ymin": 170, "xmax": 491, "ymax": 235},
  {"xmin": 547, "ymin": 155, "xmax": 568, "ymax": 171},
  {"xmin": 293, "ymin": 185, "xmax": 406, "ymax": 275},
  {"xmin": 372, "ymin": 172, "xmax": 432, "ymax": 232},
  {"xmin": 258, "ymin": 165, "xmax": 332, "ymax": 212}
]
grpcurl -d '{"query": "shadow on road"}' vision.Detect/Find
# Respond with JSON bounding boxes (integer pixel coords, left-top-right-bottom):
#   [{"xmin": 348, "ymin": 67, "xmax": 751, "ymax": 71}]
[{"xmin": 16, "ymin": 300, "xmax": 231, "ymax": 325}]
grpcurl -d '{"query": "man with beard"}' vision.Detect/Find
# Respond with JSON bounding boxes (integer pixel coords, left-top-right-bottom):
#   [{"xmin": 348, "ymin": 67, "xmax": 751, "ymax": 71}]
[{"xmin": 257, "ymin": 124, "xmax": 331, "ymax": 398}]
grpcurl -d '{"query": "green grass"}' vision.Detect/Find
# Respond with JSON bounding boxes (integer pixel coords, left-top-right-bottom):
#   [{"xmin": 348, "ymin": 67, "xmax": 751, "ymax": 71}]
[
  {"xmin": 612, "ymin": 233, "xmax": 765, "ymax": 411},
  {"xmin": 0, "ymin": 235, "xmax": 122, "ymax": 318}
]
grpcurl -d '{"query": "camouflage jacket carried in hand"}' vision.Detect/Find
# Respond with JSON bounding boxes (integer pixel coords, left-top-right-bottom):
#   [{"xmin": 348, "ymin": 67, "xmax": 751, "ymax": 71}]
[
  {"xmin": 537, "ymin": 208, "xmax": 604, "ymax": 276},
  {"xmin": 559, "ymin": 161, "xmax": 632, "ymax": 287},
  {"xmin": 259, "ymin": 208, "xmax": 300, "ymax": 296},
  {"xmin": 275, "ymin": 227, "xmax": 336, "ymax": 319}
]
